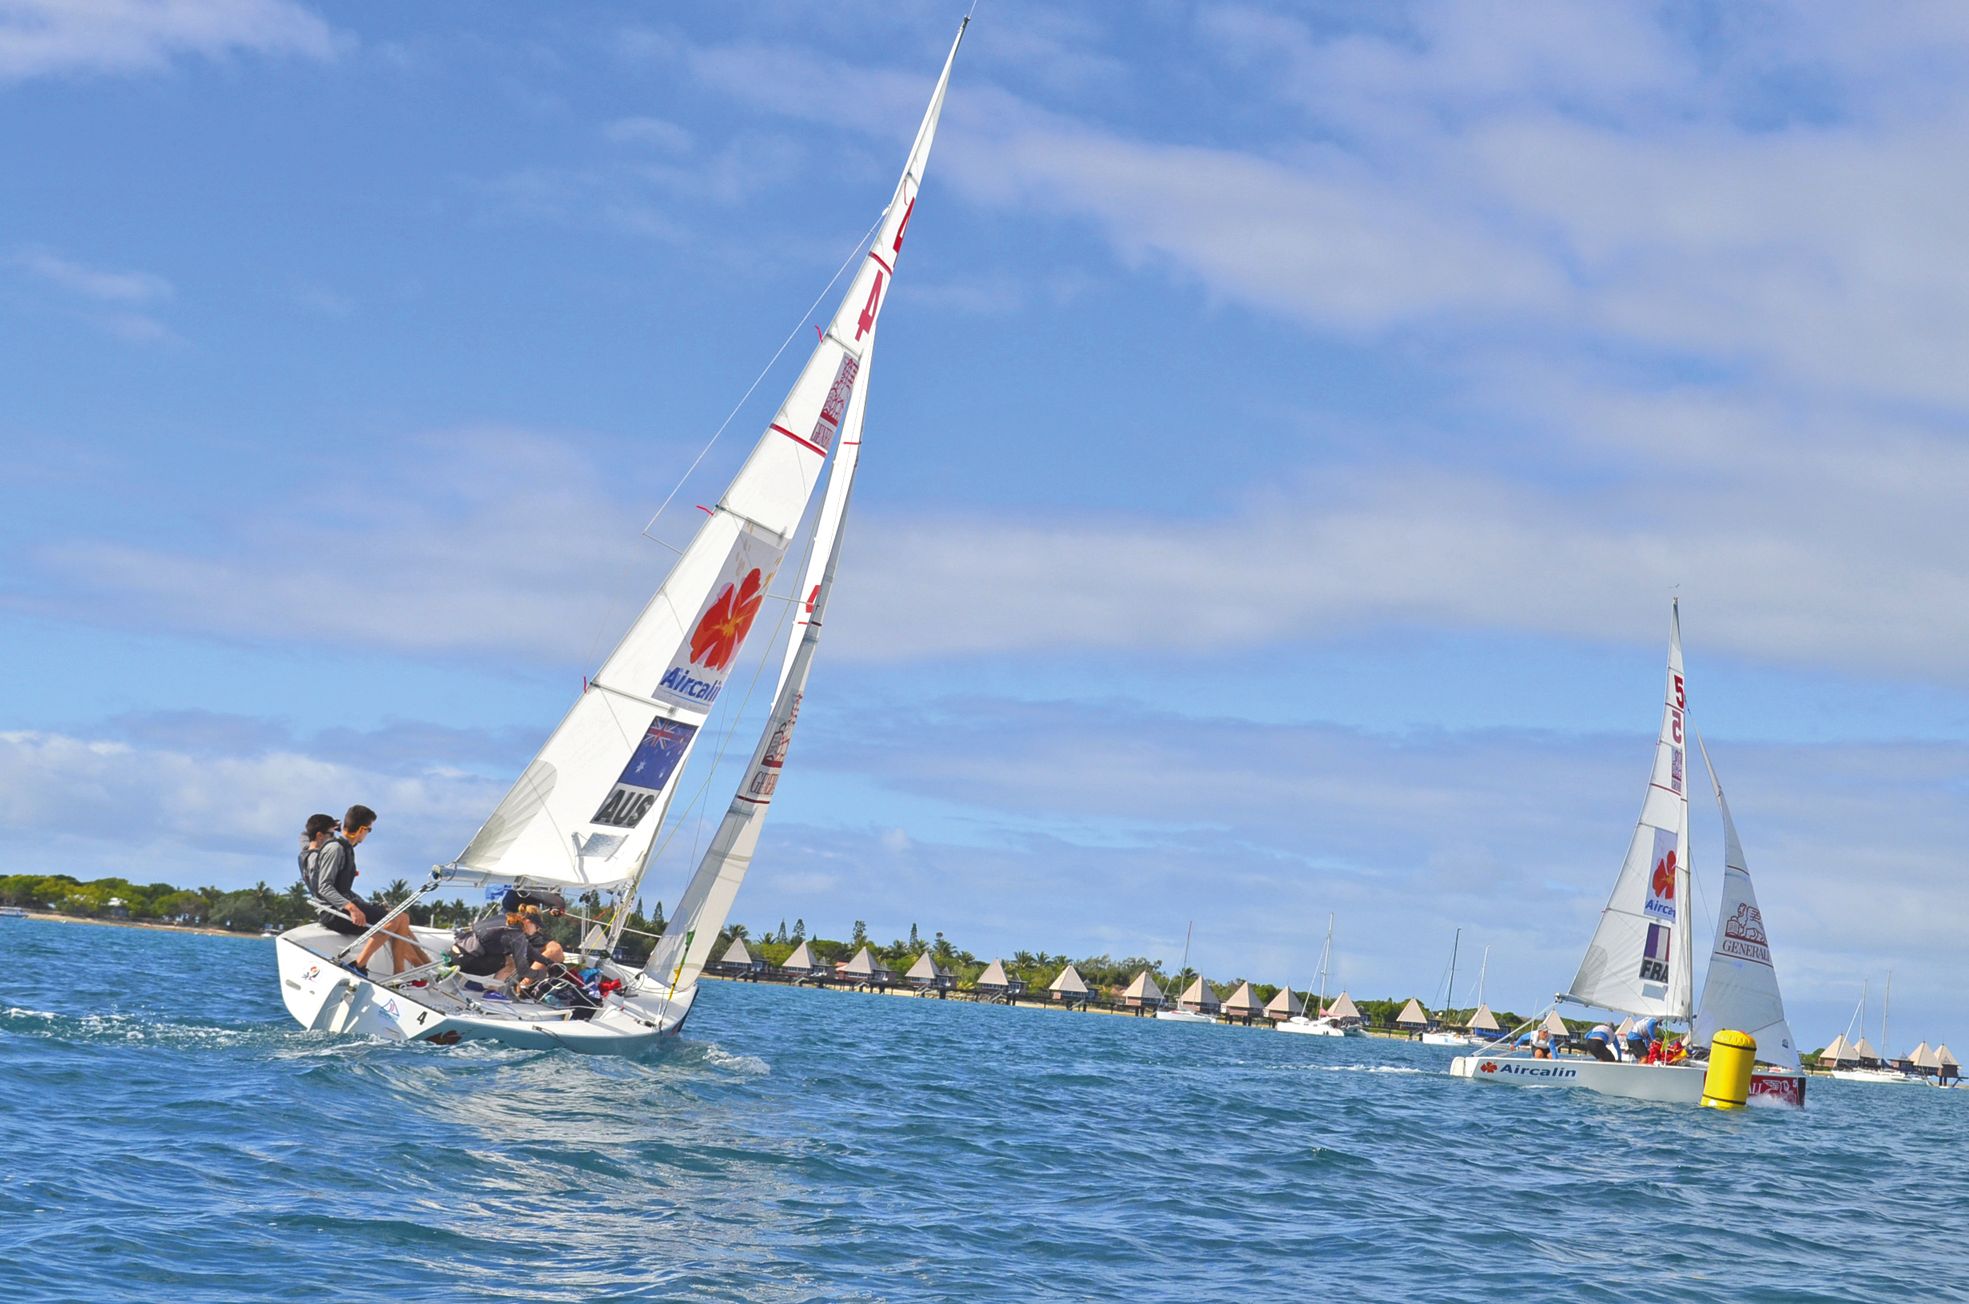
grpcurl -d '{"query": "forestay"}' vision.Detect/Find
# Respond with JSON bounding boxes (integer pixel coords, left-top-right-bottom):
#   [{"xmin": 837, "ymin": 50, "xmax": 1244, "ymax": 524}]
[
  {"xmin": 1563, "ymin": 600, "xmax": 1695, "ymax": 1020},
  {"xmin": 449, "ymin": 22, "xmax": 962, "ymax": 894},
  {"xmin": 1689, "ymin": 732, "xmax": 1800, "ymax": 1068}
]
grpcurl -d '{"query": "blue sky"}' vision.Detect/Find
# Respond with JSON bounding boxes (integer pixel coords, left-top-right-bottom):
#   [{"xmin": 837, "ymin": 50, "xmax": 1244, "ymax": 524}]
[{"xmin": 4, "ymin": 1, "xmax": 1969, "ymax": 1050}]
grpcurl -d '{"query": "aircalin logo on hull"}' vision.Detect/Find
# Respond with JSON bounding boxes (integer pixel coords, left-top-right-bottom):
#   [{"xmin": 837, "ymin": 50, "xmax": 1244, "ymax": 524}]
[{"xmin": 1482, "ymin": 1061, "xmax": 1579, "ymax": 1080}]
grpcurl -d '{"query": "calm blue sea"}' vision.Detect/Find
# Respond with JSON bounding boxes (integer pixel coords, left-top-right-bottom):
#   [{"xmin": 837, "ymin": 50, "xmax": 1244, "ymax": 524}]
[{"xmin": 2, "ymin": 918, "xmax": 1963, "ymax": 1302}]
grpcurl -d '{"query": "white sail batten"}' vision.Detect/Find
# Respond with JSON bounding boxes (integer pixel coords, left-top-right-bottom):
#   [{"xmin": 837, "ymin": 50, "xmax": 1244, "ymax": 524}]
[
  {"xmin": 1689, "ymin": 732, "xmax": 1800, "ymax": 1067},
  {"xmin": 1563, "ymin": 600, "xmax": 1695, "ymax": 1020},
  {"xmin": 450, "ymin": 22, "xmax": 963, "ymax": 893}
]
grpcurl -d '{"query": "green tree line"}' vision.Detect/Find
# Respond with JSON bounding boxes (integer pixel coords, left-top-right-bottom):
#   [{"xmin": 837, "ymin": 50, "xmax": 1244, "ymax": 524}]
[{"xmin": 5, "ymin": 877, "xmax": 1568, "ymax": 1032}]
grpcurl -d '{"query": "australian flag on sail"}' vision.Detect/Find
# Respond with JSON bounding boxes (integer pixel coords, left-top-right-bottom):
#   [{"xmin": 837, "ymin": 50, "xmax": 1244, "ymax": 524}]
[{"xmin": 591, "ymin": 717, "xmax": 698, "ymax": 829}]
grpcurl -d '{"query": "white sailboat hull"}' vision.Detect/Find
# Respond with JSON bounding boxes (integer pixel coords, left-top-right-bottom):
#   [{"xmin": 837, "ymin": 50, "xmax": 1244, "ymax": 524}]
[
  {"xmin": 1276, "ymin": 1016, "xmax": 1360, "ymax": 1037},
  {"xmin": 1420, "ymin": 1030, "xmax": 1484, "ymax": 1047},
  {"xmin": 1827, "ymin": 1068, "xmax": 1923, "ymax": 1085},
  {"xmin": 1155, "ymin": 1008, "xmax": 1218, "ymax": 1024},
  {"xmin": 276, "ymin": 927, "xmax": 688, "ymax": 1054},
  {"xmin": 1450, "ymin": 1051, "xmax": 1806, "ymax": 1107}
]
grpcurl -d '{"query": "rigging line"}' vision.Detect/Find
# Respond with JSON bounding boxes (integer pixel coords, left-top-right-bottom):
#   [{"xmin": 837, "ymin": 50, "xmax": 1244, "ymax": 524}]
[
  {"xmin": 638, "ymin": 212, "xmax": 883, "ymax": 547},
  {"xmin": 632, "ymin": 555, "xmax": 805, "ymax": 904},
  {"xmin": 574, "ymin": 213, "xmax": 878, "ymax": 673},
  {"xmin": 653, "ymin": 462, "xmax": 832, "ymax": 905}
]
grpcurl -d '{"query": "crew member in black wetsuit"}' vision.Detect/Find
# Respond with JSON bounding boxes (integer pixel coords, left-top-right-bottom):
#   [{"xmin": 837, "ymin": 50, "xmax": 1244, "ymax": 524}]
[{"xmin": 451, "ymin": 906, "xmax": 567, "ymax": 996}]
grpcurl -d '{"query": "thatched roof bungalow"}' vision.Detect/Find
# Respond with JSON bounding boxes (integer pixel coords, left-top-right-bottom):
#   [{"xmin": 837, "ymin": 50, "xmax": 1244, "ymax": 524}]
[
  {"xmin": 779, "ymin": 940, "xmax": 832, "ymax": 984},
  {"xmin": 1222, "ymin": 981, "xmax": 1265, "ymax": 1025},
  {"xmin": 1049, "ymin": 963, "xmax": 1090, "ymax": 1007},
  {"xmin": 1121, "ymin": 970, "xmax": 1166, "ymax": 1013},
  {"xmin": 973, "ymin": 959, "xmax": 1025, "ymax": 1001}
]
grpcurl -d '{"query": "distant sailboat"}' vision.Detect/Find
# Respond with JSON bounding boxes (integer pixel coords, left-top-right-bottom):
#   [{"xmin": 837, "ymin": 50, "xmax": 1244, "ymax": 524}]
[
  {"xmin": 1451, "ymin": 601, "xmax": 1807, "ymax": 1105},
  {"xmin": 1421, "ymin": 929, "xmax": 1483, "ymax": 1047},
  {"xmin": 1157, "ymin": 922, "xmax": 1218, "ymax": 1024},
  {"xmin": 1827, "ymin": 976, "xmax": 1921, "ymax": 1085},
  {"xmin": 1278, "ymin": 913, "xmax": 1363, "ymax": 1037},
  {"xmin": 274, "ymin": 22, "xmax": 970, "ymax": 1051}
]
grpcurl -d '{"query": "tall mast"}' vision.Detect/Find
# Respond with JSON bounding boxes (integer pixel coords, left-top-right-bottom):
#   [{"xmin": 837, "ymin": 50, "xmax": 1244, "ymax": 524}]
[
  {"xmin": 1445, "ymin": 928, "xmax": 1460, "ymax": 1022},
  {"xmin": 1317, "ymin": 914, "xmax": 1334, "ymax": 1015}
]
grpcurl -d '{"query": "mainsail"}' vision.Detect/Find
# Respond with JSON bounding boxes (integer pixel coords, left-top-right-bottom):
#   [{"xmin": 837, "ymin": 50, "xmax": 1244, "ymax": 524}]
[
  {"xmin": 640, "ymin": 20, "xmax": 967, "ymax": 993},
  {"xmin": 1689, "ymin": 732, "xmax": 1799, "ymax": 1067},
  {"xmin": 1562, "ymin": 600, "xmax": 1695, "ymax": 1020},
  {"xmin": 452, "ymin": 20, "xmax": 963, "ymax": 893}
]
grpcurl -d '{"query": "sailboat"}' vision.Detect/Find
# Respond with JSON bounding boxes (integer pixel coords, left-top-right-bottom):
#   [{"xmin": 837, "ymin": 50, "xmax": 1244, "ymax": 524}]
[
  {"xmin": 1421, "ymin": 928, "xmax": 1483, "ymax": 1047},
  {"xmin": 1451, "ymin": 601, "xmax": 1807, "ymax": 1105},
  {"xmin": 1156, "ymin": 922, "xmax": 1219, "ymax": 1024},
  {"xmin": 274, "ymin": 23, "xmax": 969, "ymax": 1051},
  {"xmin": 1278, "ymin": 913, "xmax": 1363, "ymax": 1037},
  {"xmin": 1828, "ymin": 976, "xmax": 1920, "ymax": 1085}
]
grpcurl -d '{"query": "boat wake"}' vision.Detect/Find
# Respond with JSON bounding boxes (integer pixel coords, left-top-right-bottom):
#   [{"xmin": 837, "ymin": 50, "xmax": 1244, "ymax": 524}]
[{"xmin": 1, "ymin": 1004, "xmax": 285, "ymax": 1051}]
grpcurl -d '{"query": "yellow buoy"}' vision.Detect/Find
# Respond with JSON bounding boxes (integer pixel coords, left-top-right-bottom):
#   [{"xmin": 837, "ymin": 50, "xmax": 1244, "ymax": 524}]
[{"xmin": 1701, "ymin": 1029, "xmax": 1757, "ymax": 1109}]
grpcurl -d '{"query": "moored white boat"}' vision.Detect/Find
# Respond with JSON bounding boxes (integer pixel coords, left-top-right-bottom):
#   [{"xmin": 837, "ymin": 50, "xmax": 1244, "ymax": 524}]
[
  {"xmin": 1278, "ymin": 916, "xmax": 1364, "ymax": 1036},
  {"xmin": 1155, "ymin": 1008, "xmax": 1219, "ymax": 1025},
  {"xmin": 1155, "ymin": 923, "xmax": 1223, "ymax": 1025},
  {"xmin": 1419, "ymin": 929, "xmax": 1483, "ymax": 1045},
  {"xmin": 274, "ymin": 22, "xmax": 970, "ymax": 1051},
  {"xmin": 1828, "ymin": 1067, "xmax": 1923, "ymax": 1085},
  {"xmin": 1819, "ymin": 978, "xmax": 1920, "ymax": 1084},
  {"xmin": 1452, "ymin": 602, "xmax": 1806, "ymax": 1106}
]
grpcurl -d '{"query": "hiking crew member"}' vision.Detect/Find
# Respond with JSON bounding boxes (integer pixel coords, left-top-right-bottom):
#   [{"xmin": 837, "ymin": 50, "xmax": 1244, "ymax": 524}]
[
  {"xmin": 451, "ymin": 906, "xmax": 567, "ymax": 996},
  {"xmin": 298, "ymin": 813, "xmax": 336, "ymax": 884},
  {"xmin": 308, "ymin": 804, "xmax": 430, "ymax": 977}
]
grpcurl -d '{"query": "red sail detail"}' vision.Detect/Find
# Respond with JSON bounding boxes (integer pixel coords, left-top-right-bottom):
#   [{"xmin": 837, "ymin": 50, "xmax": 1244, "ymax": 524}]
[{"xmin": 688, "ymin": 568, "xmax": 767, "ymax": 672}]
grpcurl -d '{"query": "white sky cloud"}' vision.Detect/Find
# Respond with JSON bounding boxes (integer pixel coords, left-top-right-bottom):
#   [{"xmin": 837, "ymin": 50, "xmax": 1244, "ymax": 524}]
[{"xmin": 0, "ymin": 0, "xmax": 336, "ymax": 82}]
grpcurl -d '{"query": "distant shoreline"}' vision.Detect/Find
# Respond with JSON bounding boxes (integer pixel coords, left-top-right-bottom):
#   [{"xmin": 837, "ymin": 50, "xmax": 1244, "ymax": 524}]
[
  {"xmin": 699, "ymin": 973, "xmax": 1418, "ymax": 1036},
  {"xmin": 7, "ymin": 910, "xmax": 265, "ymax": 941}
]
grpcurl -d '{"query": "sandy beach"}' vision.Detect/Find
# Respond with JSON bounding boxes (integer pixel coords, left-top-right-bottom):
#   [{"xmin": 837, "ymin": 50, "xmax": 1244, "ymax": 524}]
[{"xmin": 6, "ymin": 911, "xmax": 265, "ymax": 942}]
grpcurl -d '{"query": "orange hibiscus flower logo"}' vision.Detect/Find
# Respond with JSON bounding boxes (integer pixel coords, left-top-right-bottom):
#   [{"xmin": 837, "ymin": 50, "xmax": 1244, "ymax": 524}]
[
  {"xmin": 689, "ymin": 568, "xmax": 767, "ymax": 672},
  {"xmin": 1651, "ymin": 849, "xmax": 1677, "ymax": 901}
]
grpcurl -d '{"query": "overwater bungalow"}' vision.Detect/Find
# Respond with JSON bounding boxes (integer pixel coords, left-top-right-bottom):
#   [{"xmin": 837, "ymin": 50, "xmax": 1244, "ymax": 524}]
[
  {"xmin": 1818, "ymin": 1032, "xmax": 1857, "ymax": 1067},
  {"xmin": 711, "ymin": 936, "xmax": 768, "ymax": 980},
  {"xmin": 973, "ymin": 959, "xmax": 1025, "ymax": 1003},
  {"xmin": 838, "ymin": 945, "xmax": 895, "ymax": 991},
  {"xmin": 1221, "ymin": 981, "xmax": 1264, "ymax": 1026},
  {"xmin": 1121, "ymin": 970, "xmax": 1166, "ymax": 1015},
  {"xmin": 779, "ymin": 940, "xmax": 833, "ymax": 985},
  {"xmin": 1264, "ymin": 986, "xmax": 1304, "ymax": 1022},
  {"xmin": 905, "ymin": 950, "xmax": 954, "ymax": 995},
  {"xmin": 1323, "ymin": 992, "xmax": 1363, "ymax": 1026},
  {"xmin": 1394, "ymin": 997, "xmax": 1432, "ymax": 1035},
  {"xmin": 1177, "ymin": 976, "xmax": 1221, "ymax": 1017},
  {"xmin": 1467, "ymin": 1003, "xmax": 1502, "ymax": 1042},
  {"xmin": 1539, "ymin": 1010, "xmax": 1570, "ymax": 1044},
  {"xmin": 1049, "ymin": 963, "xmax": 1091, "ymax": 1008},
  {"xmin": 1938, "ymin": 1045, "xmax": 1960, "ymax": 1084}
]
